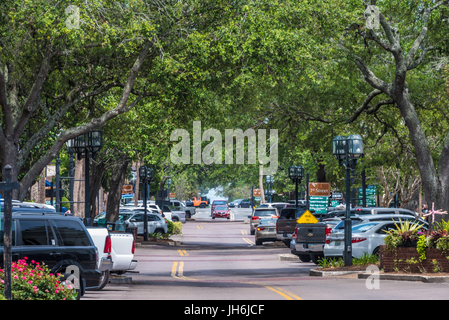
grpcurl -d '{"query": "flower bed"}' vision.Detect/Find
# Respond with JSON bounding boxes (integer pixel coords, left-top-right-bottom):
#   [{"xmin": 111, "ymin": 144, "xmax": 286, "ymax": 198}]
[{"xmin": 0, "ymin": 258, "xmax": 77, "ymax": 300}]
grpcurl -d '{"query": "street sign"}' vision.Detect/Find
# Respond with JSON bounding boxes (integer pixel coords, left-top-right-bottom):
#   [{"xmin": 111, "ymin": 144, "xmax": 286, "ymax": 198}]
[
  {"xmin": 331, "ymin": 200, "xmax": 339, "ymax": 207},
  {"xmin": 309, "ymin": 182, "xmax": 331, "ymax": 197},
  {"xmin": 296, "ymin": 210, "xmax": 319, "ymax": 224},
  {"xmin": 359, "ymin": 185, "xmax": 377, "ymax": 206},
  {"xmin": 122, "ymin": 185, "xmax": 133, "ymax": 194},
  {"xmin": 170, "ymin": 192, "xmax": 176, "ymax": 199},
  {"xmin": 121, "ymin": 193, "xmax": 133, "ymax": 199},
  {"xmin": 309, "ymin": 196, "xmax": 329, "ymax": 214},
  {"xmin": 254, "ymin": 197, "xmax": 261, "ymax": 201},
  {"xmin": 253, "ymin": 189, "xmax": 261, "ymax": 197}
]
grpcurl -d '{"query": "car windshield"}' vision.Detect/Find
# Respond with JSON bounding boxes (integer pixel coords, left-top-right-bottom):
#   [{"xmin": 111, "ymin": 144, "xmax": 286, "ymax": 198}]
[
  {"xmin": 213, "ymin": 201, "xmax": 227, "ymax": 205},
  {"xmin": 119, "ymin": 213, "xmax": 133, "ymax": 221},
  {"xmin": 352, "ymin": 223, "xmax": 379, "ymax": 233},
  {"xmin": 254, "ymin": 210, "xmax": 277, "ymax": 217},
  {"xmin": 215, "ymin": 206, "xmax": 228, "ymax": 211}
]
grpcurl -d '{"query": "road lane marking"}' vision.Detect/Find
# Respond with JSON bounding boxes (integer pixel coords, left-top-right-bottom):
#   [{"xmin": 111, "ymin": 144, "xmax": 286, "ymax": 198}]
[
  {"xmin": 197, "ymin": 225, "xmax": 204, "ymax": 229},
  {"xmin": 171, "ymin": 261, "xmax": 199, "ymax": 281},
  {"xmin": 242, "ymin": 238, "xmax": 254, "ymax": 245},
  {"xmin": 230, "ymin": 212, "xmax": 235, "ymax": 221},
  {"xmin": 171, "ymin": 261, "xmax": 179, "ymax": 278},
  {"xmin": 271, "ymin": 286, "xmax": 303, "ymax": 300},
  {"xmin": 177, "ymin": 249, "xmax": 189, "ymax": 256}
]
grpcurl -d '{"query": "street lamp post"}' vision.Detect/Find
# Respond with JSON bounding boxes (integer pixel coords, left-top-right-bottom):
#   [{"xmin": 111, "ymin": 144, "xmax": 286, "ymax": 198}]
[
  {"xmin": 139, "ymin": 165, "xmax": 153, "ymax": 241},
  {"xmin": 70, "ymin": 129, "xmax": 103, "ymax": 225},
  {"xmin": 332, "ymin": 134, "xmax": 364, "ymax": 266},
  {"xmin": 288, "ymin": 165, "xmax": 305, "ymax": 207}
]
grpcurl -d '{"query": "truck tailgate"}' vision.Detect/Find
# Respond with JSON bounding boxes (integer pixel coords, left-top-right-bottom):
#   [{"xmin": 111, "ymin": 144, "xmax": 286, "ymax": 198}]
[
  {"xmin": 110, "ymin": 233, "xmax": 135, "ymax": 271},
  {"xmin": 276, "ymin": 219, "xmax": 297, "ymax": 236},
  {"xmin": 296, "ymin": 223, "xmax": 326, "ymax": 244}
]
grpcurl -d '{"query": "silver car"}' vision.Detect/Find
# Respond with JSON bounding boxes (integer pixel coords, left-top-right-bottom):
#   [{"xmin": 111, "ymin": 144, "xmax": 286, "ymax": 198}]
[
  {"xmin": 255, "ymin": 218, "xmax": 278, "ymax": 245},
  {"xmin": 249, "ymin": 207, "xmax": 279, "ymax": 235},
  {"xmin": 324, "ymin": 219, "xmax": 428, "ymax": 259},
  {"xmin": 119, "ymin": 212, "xmax": 168, "ymax": 235}
]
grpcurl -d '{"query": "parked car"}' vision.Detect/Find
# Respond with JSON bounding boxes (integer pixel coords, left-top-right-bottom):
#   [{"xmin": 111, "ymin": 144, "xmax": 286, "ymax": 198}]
[
  {"xmin": 249, "ymin": 207, "xmax": 279, "ymax": 235},
  {"xmin": 255, "ymin": 218, "xmax": 278, "ymax": 245},
  {"xmin": 170, "ymin": 200, "xmax": 195, "ymax": 218},
  {"xmin": 162, "ymin": 205, "xmax": 186, "ymax": 223},
  {"xmin": 239, "ymin": 200, "xmax": 252, "ymax": 208},
  {"xmin": 333, "ymin": 207, "xmax": 419, "ymax": 219},
  {"xmin": 212, "ymin": 205, "xmax": 231, "ymax": 219},
  {"xmin": 230, "ymin": 199, "xmax": 245, "ymax": 208},
  {"xmin": 119, "ymin": 211, "xmax": 168, "ymax": 235},
  {"xmin": 0, "ymin": 213, "xmax": 102, "ymax": 298},
  {"xmin": 211, "ymin": 200, "xmax": 228, "ymax": 217},
  {"xmin": 86, "ymin": 227, "xmax": 137, "ymax": 290},
  {"xmin": 324, "ymin": 219, "xmax": 428, "ymax": 259},
  {"xmin": 1, "ymin": 199, "xmax": 56, "ymax": 213}
]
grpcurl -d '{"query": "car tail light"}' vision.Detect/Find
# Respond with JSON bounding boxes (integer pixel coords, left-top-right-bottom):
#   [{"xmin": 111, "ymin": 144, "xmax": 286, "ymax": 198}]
[
  {"xmin": 257, "ymin": 227, "xmax": 265, "ymax": 231},
  {"xmin": 251, "ymin": 216, "xmax": 259, "ymax": 220},
  {"xmin": 325, "ymin": 237, "xmax": 330, "ymax": 244},
  {"xmin": 292, "ymin": 227, "xmax": 297, "ymax": 240},
  {"xmin": 271, "ymin": 215, "xmax": 279, "ymax": 219},
  {"xmin": 325, "ymin": 227, "xmax": 332, "ymax": 237},
  {"xmin": 132, "ymin": 240, "xmax": 135, "ymax": 254},
  {"xmin": 104, "ymin": 235, "xmax": 112, "ymax": 254},
  {"xmin": 352, "ymin": 237, "xmax": 367, "ymax": 243}
]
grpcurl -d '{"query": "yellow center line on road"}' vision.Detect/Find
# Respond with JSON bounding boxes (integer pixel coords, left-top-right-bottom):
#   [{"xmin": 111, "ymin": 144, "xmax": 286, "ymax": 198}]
[
  {"xmin": 197, "ymin": 225, "xmax": 204, "ymax": 229},
  {"xmin": 242, "ymin": 238, "xmax": 254, "ymax": 245},
  {"xmin": 170, "ymin": 261, "xmax": 200, "ymax": 281},
  {"xmin": 240, "ymin": 230, "xmax": 248, "ymax": 235},
  {"xmin": 177, "ymin": 249, "xmax": 189, "ymax": 256},
  {"xmin": 263, "ymin": 285, "xmax": 303, "ymax": 300}
]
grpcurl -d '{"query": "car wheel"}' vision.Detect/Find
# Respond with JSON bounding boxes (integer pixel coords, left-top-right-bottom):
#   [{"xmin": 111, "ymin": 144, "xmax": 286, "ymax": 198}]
[
  {"xmin": 373, "ymin": 246, "xmax": 380, "ymax": 258},
  {"xmin": 250, "ymin": 230, "xmax": 255, "ymax": 235},
  {"xmin": 256, "ymin": 240, "xmax": 263, "ymax": 245},
  {"xmin": 91, "ymin": 270, "xmax": 109, "ymax": 291},
  {"xmin": 298, "ymin": 255, "xmax": 311, "ymax": 263},
  {"xmin": 200, "ymin": 204, "xmax": 206, "ymax": 208},
  {"xmin": 172, "ymin": 216, "xmax": 179, "ymax": 222}
]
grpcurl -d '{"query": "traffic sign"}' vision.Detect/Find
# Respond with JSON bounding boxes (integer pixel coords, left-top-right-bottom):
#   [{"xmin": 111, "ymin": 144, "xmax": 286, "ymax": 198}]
[
  {"xmin": 253, "ymin": 189, "xmax": 261, "ymax": 197},
  {"xmin": 309, "ymin": 182, "xmax": 331, "ymax": 197},
  {"xmin": 296, "ymin": 210, "xmax": 319, "ymax": 224},
  {"xmin": 359, "ymin": 185, "xmax": 377, "ymax": 206},
  {"xmin": 309, "ymin": 196, "xmax": 329, "ymax": 214}
]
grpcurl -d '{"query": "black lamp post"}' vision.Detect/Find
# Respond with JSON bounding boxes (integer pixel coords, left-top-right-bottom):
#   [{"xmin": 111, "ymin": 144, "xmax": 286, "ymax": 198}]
[
  {"xmin": 332, "ymin": 134, "xmax": 364, "ymax": 266},
  {"xmin": 139, "ymin": 165, "xmax": 153, "ymax": 241},
  {"xmin": 288, "ymin": 165, "xmax": 305, "ymax": 207},
  {"xmin": 70, "ymin": 129, "xmax": 103, "ymax": 225}
]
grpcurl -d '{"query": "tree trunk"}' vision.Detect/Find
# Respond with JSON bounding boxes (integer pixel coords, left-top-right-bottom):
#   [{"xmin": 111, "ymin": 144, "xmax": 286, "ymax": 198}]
[{"xmin": 106, "ymin": 158, "xmax": 129, "ymax": 223}]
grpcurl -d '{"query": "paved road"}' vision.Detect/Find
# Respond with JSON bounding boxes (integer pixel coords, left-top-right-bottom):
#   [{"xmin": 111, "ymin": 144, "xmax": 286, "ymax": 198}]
[{"xmin": 83, "ymin": 208, "xmax": 449, "ymax": 303}]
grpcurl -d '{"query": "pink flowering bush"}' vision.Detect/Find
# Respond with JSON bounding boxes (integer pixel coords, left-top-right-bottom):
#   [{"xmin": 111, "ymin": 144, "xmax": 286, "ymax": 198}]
[{"xmin": 0, "ymin": 257, "xmax": 77, "ymax": 300}]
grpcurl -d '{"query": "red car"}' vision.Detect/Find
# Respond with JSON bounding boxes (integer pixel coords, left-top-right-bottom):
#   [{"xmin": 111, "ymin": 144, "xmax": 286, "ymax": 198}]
[{"xmin": 212, "ymin": 205, "xmax": 231, "ymax": 219}]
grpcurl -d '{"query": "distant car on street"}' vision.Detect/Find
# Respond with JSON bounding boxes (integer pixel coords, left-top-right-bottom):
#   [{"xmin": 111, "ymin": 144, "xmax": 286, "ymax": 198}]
[{"xmin": 212, "ymin": 205, "xmax": 231, "ymax": 219}]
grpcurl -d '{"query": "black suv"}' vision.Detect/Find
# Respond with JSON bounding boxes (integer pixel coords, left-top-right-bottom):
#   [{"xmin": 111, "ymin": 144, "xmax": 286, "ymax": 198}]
[{"xmin": 0, "ymin": 213, "xmax": 101, "ymax": 297}]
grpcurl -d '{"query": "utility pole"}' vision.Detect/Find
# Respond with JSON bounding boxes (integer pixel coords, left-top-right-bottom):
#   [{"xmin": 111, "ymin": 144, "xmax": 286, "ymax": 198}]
[{"xmin": 259, "ymin": 162, "xmax": 265, "ymax": 204}]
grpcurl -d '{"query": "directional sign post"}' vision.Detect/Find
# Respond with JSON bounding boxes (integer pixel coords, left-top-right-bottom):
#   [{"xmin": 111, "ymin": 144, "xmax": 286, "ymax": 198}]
[
  {"xmin": 309, "ymin": 183, "xmax": 331, "ymax": 214},
  {"xmin": 0, "ymin": 165, "xmax": 20, "ymax": 300}
]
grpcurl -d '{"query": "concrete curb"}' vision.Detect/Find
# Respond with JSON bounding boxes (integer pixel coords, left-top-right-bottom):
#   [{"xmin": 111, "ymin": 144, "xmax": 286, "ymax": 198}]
[
  {"xmin": 109, "ymin": 276, "xmax": 132, "ymax": 284},
  {"xmin": 309, "ymin": 268, "xmax": 367, "ymax": 277},
  {"xmin": 357, "ymin": 273, "xmax": 449, "ymax": 283},
  {"xmin": 135, "ymin": 240, "xmax": 183, "ymax": 247},
  {"xmin": 279, "ymin": 254, "xmax": 300, "ymax": 261}
]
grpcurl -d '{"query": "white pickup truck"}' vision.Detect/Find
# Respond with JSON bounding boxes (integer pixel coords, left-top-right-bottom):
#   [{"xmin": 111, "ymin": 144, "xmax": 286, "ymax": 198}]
[{"xmin": 87, "ymin": 227, "xmax": 137, "ymax": 290}]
